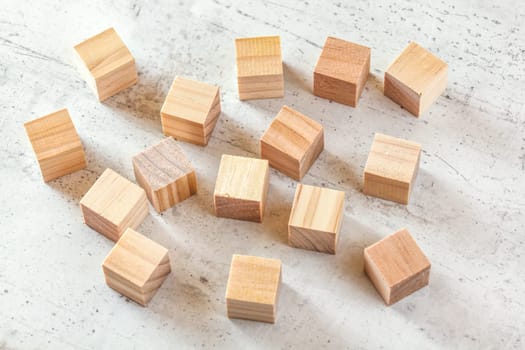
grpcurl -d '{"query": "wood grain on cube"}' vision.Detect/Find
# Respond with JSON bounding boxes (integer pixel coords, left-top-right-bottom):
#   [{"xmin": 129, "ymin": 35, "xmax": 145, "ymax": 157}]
[
  {"xmin": 363, "ymin": 133, "xmax": 421, "ymax": 204},
  {"xmin": 235, "ymin": 36, "xmax": 284, "ymax": 100},
  {"xmin": 133, "ymin": 137, "xmax": 197, "ymax": 213},
  {"xmin": 161, "ymin": 76, "xmax": 221, "ymax": 146},
  {"xmin": 213, "ymin": 155, "xmax": 269, "ymax": 222},
  {"xmin": 226, "ymin": 254, "xmax": 282, "ymax": 323},
  {"xmin": 384, "ymin": 42, "xmax": 448, "ymax": 116},
  {"xmin": 364, "ymin": 228, "xmax": 430, "ymax": 305},
  {"xmin": 288, "ymin": 184, "xmax": 345, "ymax": 254},
  {"xmin": 24, "ymin": 108, "xmax": 87, "ymax": 182},
  {"xmin": 102, "ymin": 228, "xmax": 171, "ymax": 306},
  {"xmin": 314, "ymin": 37, "xmax": 371, "ymax": 107},
  {"xmin": 74, "ymin": 28, "xmax": 137, "ymax": 101},
  {"xmin": 80, "ymin": 168, "xmax": 149, "ymax": 241},
  {"xmin": 260, "ymin": 106, "xmax": 324, "ymax": 180}
]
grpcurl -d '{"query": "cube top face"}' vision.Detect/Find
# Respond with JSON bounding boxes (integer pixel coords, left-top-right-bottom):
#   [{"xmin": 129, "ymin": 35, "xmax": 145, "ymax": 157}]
[
  {"xmin": 161, "ymin": 76, "xmax": 220, "ymax": 126},
  {"xmin": 226, "ymin": 254, "xmax": 281, "ymax": 306},
  {"xmin": 314, "ymin": 36, "xmax": 371, "ymax": 84},
  {"xmin": 74, "ymin": 28, "xmax": 134, "ymax": 80},
  {"xmin": 365, "ymin": 228, "xmax": 430, "ymax": 288},
  {"xmin": 235, "ymin": 36, "xmax": 283, "ymax": 78},
  {"xmin": 214, "ymin": 155, "xmax": 269, "ymax": 202},
  {"xmin": 261, "ymin": 106, "xmax": 323, "ymax": 164},
  {"xmin": 386, "ymin": 42, "xmax": 447, "ymax": 96},
  {"xmin": 24, "ymin": 108, "xmax": 82, "ymax": 161},
  {"xmin": 103, "ymin": 228, "xmax": 169, "ymax": 289},
  {"xmin": 80, "ymin": 168, "xmax": 146, "ymax": 227},
  {"xmin": 364, "ymin": 133, "xmax": 421, "ymax": 186},
  {"xmin": 132, "ymin": 137, "xmax": 194, "ymax": 191},
  {"xmin": 289, "ymin": 184, "xmax": 345, "ymax": 234}
]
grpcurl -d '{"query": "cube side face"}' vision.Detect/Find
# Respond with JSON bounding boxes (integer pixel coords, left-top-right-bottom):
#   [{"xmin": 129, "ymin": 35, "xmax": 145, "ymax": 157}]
[
  {"xmin": 419, "ymin": 65, "xmax": 447, "ymax": 115},
  {"xmin": 288, "ymin": 226, "xmax": 336, "ymax": 254},
  {"xmin": 363, "ymin": 172, "xmax": 410, "ymax": 204},
  {"xmin": 38, "ymin": 147, "xmax": 87, "ymax": 182},
  {"xmin": 237, "ymin": 74, "xmax": 284, "ymax": 100},
  {"xmin": 364, "ymin": 249, "xmax": 391, "ymax": 304},
  {"xmin": 214, "ymin": 196, "xmax": 263, "ymax": 222},
  {"xmin": 161, "ymin": 113, "xmax": 207, "ymax": 145},
  {"xmin": 226, "ymin": 299, "xmax": 276, "ymax": 323},
  {"xmin": 260, "ymin": 138, "xmax": 301, "ymax": 180},
  {"xmin": 299, "ymin": 127, "xmax": 324, "ymax": 179},
  {"xmin": 384, "ymin": 72, "xmax": 421, "ymax": 116},
  {"xmin": 95, "ymin": 60, "xmax": 137, "ymax": 101},
  {"xmin": 80, "ymin": 203, "xmax": 119, "ymax": 241},
  {"xmin": 389, "ymin": 266, "xmax": 430, "ymax": 305},
  {"xmin": 314, "ymin": 72, "xmax": 358, "ymax": 107},
  {"xmin": 226, "ymin": 254, "xmax": 281, "ymax": 323},
  {"xmin": 151, "ymin": 172, "xmax": 197, "ymax": 212},
  {"xmin": 364, "ymin": 228, "xmax": 431, "ymax": 305},
  {"xmin": 104, "ymin": 273, "xmax": 148, "ymax": 306}
]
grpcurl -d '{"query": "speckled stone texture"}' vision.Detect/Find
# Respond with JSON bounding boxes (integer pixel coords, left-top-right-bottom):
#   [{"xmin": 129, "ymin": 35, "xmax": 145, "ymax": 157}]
[{"xmin": 0, "ymin": 0, "xmax": 524, "ymax": 349}]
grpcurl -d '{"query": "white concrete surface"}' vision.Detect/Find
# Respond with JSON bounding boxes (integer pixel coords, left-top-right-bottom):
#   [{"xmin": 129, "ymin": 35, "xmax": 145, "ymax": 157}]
[{"xmin": 1, "ymin": 0, "xmax": 524, "ymax": 349}]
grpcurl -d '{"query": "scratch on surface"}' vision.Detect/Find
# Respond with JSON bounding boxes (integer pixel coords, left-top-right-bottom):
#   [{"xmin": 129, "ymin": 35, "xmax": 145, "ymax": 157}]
[
  {"xmin": 435, "ymin": 154, "xmax": 469, "ymax": 182},
  {"xmin": 235, "ymin": 9, "xmax": 322, "ymax": 49},
  {"xmin": 0, "ymin": 37, "xmax": 72, "ymax": 68}
]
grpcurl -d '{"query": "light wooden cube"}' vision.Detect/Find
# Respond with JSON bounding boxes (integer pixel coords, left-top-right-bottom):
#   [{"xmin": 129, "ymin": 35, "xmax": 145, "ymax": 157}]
[
  {"xmin": 132, "ymin": 137, "xmax": 197, "ymax": 213},
  {"xmin": 80, "ymin": 168, "xmax": 149, "ymax": 241},
  {"xmin": 214, "ymin": 155, "xmax": 269, "ymax": 223},
  {"xmin": 384, "ymin": 42, "xmax": 448, "ymax": 116},
  {"xmin": 235, "ymin": 36, "xmax": 284, "ymax": 100},
  {"xmin": 363, "ymin": 133, "xmax": 421, "ymax": 204},
  {"xmin": 288, "ymin": 184, "xmax": 345, "ymax": 254},
  {"xmin": 314, "ymin": 37, "xmax": 371, "ymax": 107},
  {"xmin": 161, "ymin": 76, "xmax": 221, "ymax": 146},
  {"xmin": 24, "ymin": 108, "xmax": 87, "ymax": 182},
  {"xmin": 260, "ymin": 106, "xmax": 324, "ymax": 180},
  {"xmin": 364, "ymin": 228, "xmax": 431, "ymax": 305},
  {"xmin": 102, "ymin": 228, "xmax": 171, "ymax": 306},
  {"xmin": 226, "ymin": 254, "xmax": 282, "ymax": 323},
  {"xmin": 74, "ymin": 28, "xmax": 137, "ymax": 101}
]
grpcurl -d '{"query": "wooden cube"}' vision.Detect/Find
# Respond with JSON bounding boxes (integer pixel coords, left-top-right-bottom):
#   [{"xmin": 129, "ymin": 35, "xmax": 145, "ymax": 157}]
[
  {"xmin": 288, "ymin": 184, "xmax": 345, "ymax": 254},
  {"xmin": 260, "ymin": 106, "xmax": 324, "ymax": 180},
  {"xmin": 161, "ymin": 76, "xmax": 221, "ymax": 146},
  {"xmin": 24, "ymin": 108, "xmax": 87, "ymax": 182},
  {"xmin": 102, "ymin": 228, "xmax": 171, "ymax": 306},
  {"xmin": 235, "ymin": 36, "xmax": 284, "ymax": 100},
  {"xmin": 132, "ymin": 137, "xmax": 197, "ymax": 213},
  {"xmin": 384, "ymin": 42, "xmax": 448, "ymax": 116},
  {"xmin": 226, "ymin": 254, "xmax": 282, "ymax": 323},
  {"xmin": 364, "ymin": 228, "xmax": 431, "ymax": 305},
  {"xmin": 313, "ymin": 37, "xmax": 371, "ymax": 107},
  {"xmin": 363, "ymin": 133, "xmax": 421, "ymax": 204},
  {"xmin": 74, "ymin": 28, "xmax": 137, "ymax": 101},
  {"xmin": 80, "ymin": 168, "xmax": 149, "ymax": 241},
  {"xmin": 213, "ymin": 155, "xmax": 269, "ymax": 223}
]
